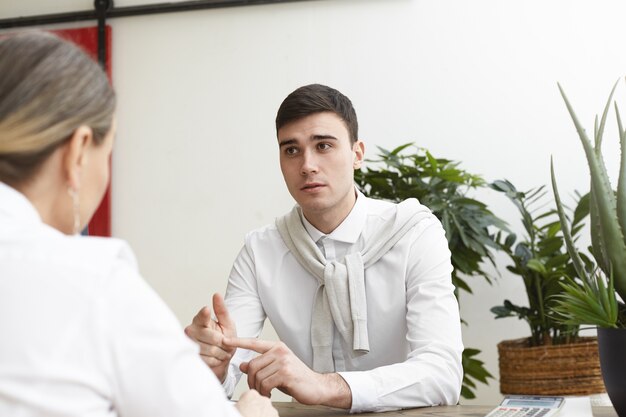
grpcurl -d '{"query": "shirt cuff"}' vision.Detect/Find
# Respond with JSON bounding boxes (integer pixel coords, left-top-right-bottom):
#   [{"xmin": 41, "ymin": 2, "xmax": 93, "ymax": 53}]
[
  {"xmin": 221, "ymin": 370, "xmax": 237, "ymax": 398},
  {"xmin": 337, "ymin": 370, "xmax": 379, "ymax": 413}
]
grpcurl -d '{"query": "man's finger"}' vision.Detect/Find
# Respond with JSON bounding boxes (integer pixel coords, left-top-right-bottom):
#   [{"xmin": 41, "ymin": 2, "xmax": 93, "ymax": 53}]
[
  {"xmin": 244, "ymin": 348, "xmax": 275, "ymax": 376},
  {"xmin": 223, "ymin": 337, "xmax": 275, "ymax": 353},
  {"xmin": 186, "ymin": 328, "xmax": 222, "ymax": 347},
  {"xmin": 256, "ymin": 370, "xmax": 281, "ymax": 398},
  {"xmin": 212, "ymin": 293, "xmax": 236, "ymax": 331},
  {"xmin": 201, "ymin": 356, "xmax": 227, "ymax": 368},
  {"xmin": 191, "ymin": 306, "xmax": 213, "ymax": 327},
  {"xmin": 244, "ymin": 356, "xmax": 280, "ymax": 396},
  {"xmin": 199, "ymin": 343, "xmax": 232, "ymax": 361}
]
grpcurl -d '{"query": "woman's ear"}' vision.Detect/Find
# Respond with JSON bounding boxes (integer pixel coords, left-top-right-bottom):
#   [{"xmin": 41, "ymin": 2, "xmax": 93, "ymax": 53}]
[{"xmin": 63, "ymin": 125, "xmax": 93, "ymax": 189}]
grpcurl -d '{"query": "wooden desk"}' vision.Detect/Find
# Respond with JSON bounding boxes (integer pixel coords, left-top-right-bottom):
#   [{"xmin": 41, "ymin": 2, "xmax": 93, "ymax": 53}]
[{"xmin": 273, "ymin": 403, "xmax": 618, "ymax": 417}]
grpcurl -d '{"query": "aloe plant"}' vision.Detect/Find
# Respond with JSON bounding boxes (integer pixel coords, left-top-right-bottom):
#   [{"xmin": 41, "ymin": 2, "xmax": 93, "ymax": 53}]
[{"xmin": 551, "ymin": 80, "xmax": 626, "ymax": 328}]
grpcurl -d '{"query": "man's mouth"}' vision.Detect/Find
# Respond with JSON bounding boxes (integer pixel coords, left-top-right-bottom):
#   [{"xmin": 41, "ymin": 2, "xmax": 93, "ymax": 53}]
[{"xmin": 301, "ymin": 183, "xmax": 325, "ymax": 191}]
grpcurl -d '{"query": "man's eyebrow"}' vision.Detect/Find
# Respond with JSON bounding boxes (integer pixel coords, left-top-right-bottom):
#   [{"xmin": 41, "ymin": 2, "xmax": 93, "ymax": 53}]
[
  {"xmin": 278, "ymin": 138, "xmax": 297, "ymax": 148},
  {"xmin": 278, "ymin": 135, "xmax": 338, "ymax": 147},
  {"xmin": 312, "ymin": 134, "xmax": 338, "ymax": 141}
]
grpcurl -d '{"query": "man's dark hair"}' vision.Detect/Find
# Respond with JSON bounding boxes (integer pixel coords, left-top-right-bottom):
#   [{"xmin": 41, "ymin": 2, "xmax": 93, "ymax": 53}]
[{"xmin": 275, "ymin": 84, "xmax": 358, "ymax": 144}]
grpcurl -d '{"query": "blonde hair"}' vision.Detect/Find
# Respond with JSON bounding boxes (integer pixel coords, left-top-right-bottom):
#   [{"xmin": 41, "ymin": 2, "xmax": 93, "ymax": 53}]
[{"xmin": 0, "ymin": 31, "xmax": 116, "ymax": 185}]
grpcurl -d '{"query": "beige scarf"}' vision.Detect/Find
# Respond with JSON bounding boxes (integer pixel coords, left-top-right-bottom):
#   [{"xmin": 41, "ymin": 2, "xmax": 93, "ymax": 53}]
[{"xmin": 276, "ymin": 198, "xmax": 433, "ymax": 372}]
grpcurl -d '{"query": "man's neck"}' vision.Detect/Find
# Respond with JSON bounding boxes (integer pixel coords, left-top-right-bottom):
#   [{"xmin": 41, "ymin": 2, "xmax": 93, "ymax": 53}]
[{"xmin": 301, "ymin": 191, "xmax": 357, "ymax": 235}]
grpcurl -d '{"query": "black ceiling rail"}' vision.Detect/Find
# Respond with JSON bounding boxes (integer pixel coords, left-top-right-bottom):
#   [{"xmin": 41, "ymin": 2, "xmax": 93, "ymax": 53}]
[
  {"xmin": 0, "ymin": 0, "xmax": 313, "ymax": 29},
  {"xmin": 95, "ymin": 0, "xmax": 111, "ymax": 68}
]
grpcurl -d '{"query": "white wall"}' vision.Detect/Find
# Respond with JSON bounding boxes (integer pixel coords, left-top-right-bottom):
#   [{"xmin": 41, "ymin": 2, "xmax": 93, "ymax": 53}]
[{"xmin": 2, "ymin": 0, "xmax": 626, "ymax": 405}]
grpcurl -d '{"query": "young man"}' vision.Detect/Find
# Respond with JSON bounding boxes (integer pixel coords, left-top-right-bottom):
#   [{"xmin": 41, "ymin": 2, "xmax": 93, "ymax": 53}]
[{"xmin": 185, "ymin": 84, "xmax": 463, "ymax": 413}]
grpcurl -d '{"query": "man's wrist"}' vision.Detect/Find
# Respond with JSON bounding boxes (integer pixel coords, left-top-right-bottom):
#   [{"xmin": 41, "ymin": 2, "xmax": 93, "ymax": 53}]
[{"xmin": 319, "ymin": 373, "xmax": 352, "ymax": 409}]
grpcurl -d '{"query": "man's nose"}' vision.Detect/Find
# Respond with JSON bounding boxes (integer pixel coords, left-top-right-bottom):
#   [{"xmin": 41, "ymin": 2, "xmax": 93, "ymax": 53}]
[{"xmin": 300, "ymin": 150, "xmax": 319, "ymax": 175}]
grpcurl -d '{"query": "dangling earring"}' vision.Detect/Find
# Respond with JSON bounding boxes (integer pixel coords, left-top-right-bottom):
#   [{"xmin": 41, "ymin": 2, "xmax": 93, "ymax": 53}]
[{"xmin": 67, "ymin": 186, "xmax": 81, "ymax": 235}]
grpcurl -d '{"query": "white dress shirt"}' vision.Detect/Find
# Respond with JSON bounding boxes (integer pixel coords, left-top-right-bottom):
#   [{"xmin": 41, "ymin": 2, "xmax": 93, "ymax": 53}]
[
  {"xmin": 0, "ymin": 182, "xmax": 240, "ymax": 417},
  {"xmin": 223, "ymin": 190, "xmax": 464, "ymax": 413}
]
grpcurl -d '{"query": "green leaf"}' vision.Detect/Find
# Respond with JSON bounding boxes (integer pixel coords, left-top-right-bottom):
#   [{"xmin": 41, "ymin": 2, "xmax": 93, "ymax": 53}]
[
  {"xmin": 595, "ymin": 79, "xmax": 619, "ymax": 151},
  {"xmin": 491, "ymin": 305, "xmax": 514, "ymax": 318},
  {"xmin": 615, "ymin": 102, "xmax": 626, "ymax": 252},
  {"xmin": 461, "ymin": 338, "xmax": 495, "ymax": 399},
  {"xmin": 537, "ymin": 236, "xmax": 564, "ymax": 256},
  {"xmin": 527, "ymin": 259, "xmax": 547, "ymax": 275},
  {"xmin": 551, "ymin": 158, "xmax": 589, "ymax": 283},
  {"xmin": 559, "ymin": 82, "xmax": 626, "ymax": 299},
  {"xmin": 491, "ymin": 179, "xmax": 515, "ymax": 193},
  {"xmin": 452, "ymin": 276, "xmax": 472, "ymax": 294},
  {"xmin": 572, "ymin": 192, "xmax": 590, "ymax": 229},
  {"xmin": 388, "ymin": 142, "xmax": 413, "ymax": 156},
  {"xmin": 504, "ymin": 233, "xmax": 517, "ymax": 249}
]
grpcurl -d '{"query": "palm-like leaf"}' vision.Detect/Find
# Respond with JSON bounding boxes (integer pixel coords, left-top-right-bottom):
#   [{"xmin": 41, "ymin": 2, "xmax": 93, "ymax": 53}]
[{"xmin": 491, "ymin": 179, "xmax": 585, "ymax": 345}]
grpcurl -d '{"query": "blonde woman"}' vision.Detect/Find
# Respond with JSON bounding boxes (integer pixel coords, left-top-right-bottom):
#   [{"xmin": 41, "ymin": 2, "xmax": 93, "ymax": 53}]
[{"xmin": 0, "ymin": 32, "xmax": 275, "ymax": 417}]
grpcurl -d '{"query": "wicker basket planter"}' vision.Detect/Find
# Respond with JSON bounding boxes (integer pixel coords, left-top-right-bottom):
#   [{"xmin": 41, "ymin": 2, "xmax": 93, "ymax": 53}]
[{"xmin": 498, "ymin": 336, "xmax": 606, "ymax": 395}]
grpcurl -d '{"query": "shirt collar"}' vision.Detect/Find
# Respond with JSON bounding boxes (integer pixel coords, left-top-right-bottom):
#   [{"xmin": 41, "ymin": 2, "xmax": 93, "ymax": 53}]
[
  {"xmin": 300, "ymin": 188, "xmax": 368, "ymax": 244},
  {"xmin": 0, "ymin": 181, "xmax": 42, "ymax": 225}
]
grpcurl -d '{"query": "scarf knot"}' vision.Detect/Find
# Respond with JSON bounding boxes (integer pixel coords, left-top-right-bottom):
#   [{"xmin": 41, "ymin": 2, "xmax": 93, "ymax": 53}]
[{"xmin": 276, "ymin": 198, "xmax": 432, "ymax": 372}]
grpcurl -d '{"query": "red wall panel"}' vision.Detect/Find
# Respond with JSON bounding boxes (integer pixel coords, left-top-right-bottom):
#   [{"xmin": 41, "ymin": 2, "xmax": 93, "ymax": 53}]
[{"xmin": 53, "ymin": 26, "xmax": 113, "ymax": 237}]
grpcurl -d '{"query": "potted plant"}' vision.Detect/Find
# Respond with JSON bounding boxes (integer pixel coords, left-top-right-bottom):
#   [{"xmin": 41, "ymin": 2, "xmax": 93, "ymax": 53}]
[
  {"xmin": 355, "ymin": 143, "xmax": 505, "ymax": 399},
  {"xmin": 551, "ymin": 80, "xmax": 626, "ymax": 417},
  {"xmin": 490, "ymin": 180, "xmax": 605, "ymax": 396}
]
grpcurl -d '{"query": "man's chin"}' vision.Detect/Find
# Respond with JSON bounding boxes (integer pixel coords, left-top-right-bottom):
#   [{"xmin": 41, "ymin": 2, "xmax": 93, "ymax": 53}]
[{"xmin": 295, "ymin": 199, "xmax": 329, "ymax": 214}]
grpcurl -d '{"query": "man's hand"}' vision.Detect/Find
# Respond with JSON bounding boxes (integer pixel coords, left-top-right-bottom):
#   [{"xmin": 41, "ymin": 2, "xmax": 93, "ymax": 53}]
[
  {"xmin": 223, "ymin": 337, "xmax": 352, "ymax": 409},
  {"xmin": 235, "ymin": 390, "xmax": 278, "ymax": 417},
  {"xmin": 184, "ymin": 293, "xmax": 237, "ymax": 383}
]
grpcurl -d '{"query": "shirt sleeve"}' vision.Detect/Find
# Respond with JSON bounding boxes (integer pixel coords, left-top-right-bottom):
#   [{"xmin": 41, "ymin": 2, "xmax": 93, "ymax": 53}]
[
  {"xmin": 102, "ymin": 254, "xmax": 242, "ymax": 417},
  {"xmin": 221, "ymin": 242, "xmax": 268, "ymax": 397},
  {"xmin": 338, "ymin": 219, "xmax": 464, "ymax": 413}
]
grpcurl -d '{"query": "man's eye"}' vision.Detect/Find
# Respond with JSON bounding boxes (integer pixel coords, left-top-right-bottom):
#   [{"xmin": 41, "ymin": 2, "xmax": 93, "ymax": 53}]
[
  {"xmin": 318, "ymin": 143, "xmax": 332, "ymax": 151},
  {"xmin": 285, "ymin": 147, "xmax": 298, "ymax": 155}
]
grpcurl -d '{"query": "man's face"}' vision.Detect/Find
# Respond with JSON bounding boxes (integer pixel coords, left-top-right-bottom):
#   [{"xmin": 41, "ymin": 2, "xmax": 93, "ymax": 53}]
[{"xmin": 278, "ymin": 111, "xmax": 364, "ymax": 230}]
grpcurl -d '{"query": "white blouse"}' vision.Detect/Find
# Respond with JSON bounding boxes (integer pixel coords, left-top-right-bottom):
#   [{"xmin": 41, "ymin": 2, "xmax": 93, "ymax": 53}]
[
  {"xmin": 222, "ymin": 190, "xmax": 464, "ymax": 413},
  {"xmin": 0, "ymin": 182, "xmax": 240, "ymax": 417}
]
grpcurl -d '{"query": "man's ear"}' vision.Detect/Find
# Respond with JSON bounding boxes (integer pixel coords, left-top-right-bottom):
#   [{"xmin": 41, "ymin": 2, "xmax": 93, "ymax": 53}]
[
  {"xmin": 353, "ymin": 140, "xmax": 365, "ymax": 169},
  {"xmin": 63, "ymin": 125, "xmax": 93, "ymax": 189}
]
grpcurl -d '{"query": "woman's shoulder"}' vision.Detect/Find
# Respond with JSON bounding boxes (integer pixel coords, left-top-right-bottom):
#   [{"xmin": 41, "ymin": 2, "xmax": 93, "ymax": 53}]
[
  {"xmin": 75, "ymin": 235, "xmax": 138, "ymax": 270},
  {"xmin": 34, "ymin": 226, "xmax": 140, "ymax": 281}
]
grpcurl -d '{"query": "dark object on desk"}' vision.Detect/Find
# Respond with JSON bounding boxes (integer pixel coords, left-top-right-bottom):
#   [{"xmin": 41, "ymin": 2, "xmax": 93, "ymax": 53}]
[{"xmin": 598, "ymin": 328, "xmax": 626, "ymax": 417}]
